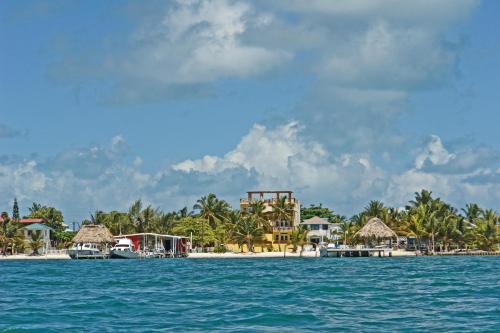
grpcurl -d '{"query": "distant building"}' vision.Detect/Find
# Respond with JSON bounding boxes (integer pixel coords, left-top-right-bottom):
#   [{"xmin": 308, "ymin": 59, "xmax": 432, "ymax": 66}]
[
  {"xmin": 300, "ymin": 216, "xmax": 341, "ymax": 244},
  {"xmin": 0, "ymin": 217, "xmax": 44, "ymax": 225},
  {"xmin": 239, "ymin": 190, "xmax": 300, "ymax": 250}
]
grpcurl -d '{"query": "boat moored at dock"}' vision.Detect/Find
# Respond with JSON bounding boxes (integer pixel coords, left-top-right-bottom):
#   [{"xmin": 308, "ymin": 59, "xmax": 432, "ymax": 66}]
[
  {"xmin": 112, "ymin": 233, "xmax": 189, "ymax": 259},
  {"xmin": 69, "ymin": 243, "xmax": 109, "ymax": 259},
  {"xmin": 110, "ymin": 238, "xmax": 139, "ymax": 259}
]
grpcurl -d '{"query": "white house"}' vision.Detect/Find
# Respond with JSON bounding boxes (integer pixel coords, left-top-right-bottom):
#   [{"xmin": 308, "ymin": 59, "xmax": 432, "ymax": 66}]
[{"xmin": 300, "ymin": 216, "xmax": 341, "ymax": 244}]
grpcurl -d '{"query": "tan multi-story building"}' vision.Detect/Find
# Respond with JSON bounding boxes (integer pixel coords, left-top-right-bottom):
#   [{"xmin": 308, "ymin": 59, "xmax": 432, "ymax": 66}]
[{"xmin": 239, "ymin": 190, "xmax": 300, "ymax": 249}]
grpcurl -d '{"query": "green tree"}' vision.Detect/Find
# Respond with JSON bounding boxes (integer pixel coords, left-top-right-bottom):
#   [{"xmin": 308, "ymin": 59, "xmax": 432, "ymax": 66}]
[
  {"xmin": 172, "ymin": 216, "xmax": 215, "ymax": 249},
  {"xmin": 290, "ymin": 225, "xmax": 309, "ymax": 256},
  {"xmin": 271, "ymin": 196, "xmax": 295, "ymax": 251},
  {"xmin": 12, "ymin": 198, "xmax": 20, "ymax": 221},
  {"xmin": 232, "ymin": 215, "xmax": 263, "ymax": 252},
  {"xmin": 29, "ymin": 231, "xmax": 44, "ymax": 256},
  {"xmin": 28, "ymin": 204, "xmax": 64, "ymax": 232},
  {"xmin": 128, "ymin": 199, "xmax": 144, "ymax": 232},
  {"xmin": 473, "ymin": 219, "xmax": 498, "ymax": 251},
  {"xmin": 404, "ymin": 204, "xmax": 428, "ymax": 251},
  {"xmin": 363, "ymin": 200, "xmax": 386, "ymax": 219},
  {"xmin": 461, "ymin": 203, "xmax": 481, "ymax": 224},
  {"xmin": 408, "ymin": 189, "xmax": 434, "ymax": 208},
  {"xmin": 300, "ymin": 204, "xmax": 336, "ymax": 221},
  {"xmin": 193, "ymin": 194, "xmax": 231, "ymax": 249}
]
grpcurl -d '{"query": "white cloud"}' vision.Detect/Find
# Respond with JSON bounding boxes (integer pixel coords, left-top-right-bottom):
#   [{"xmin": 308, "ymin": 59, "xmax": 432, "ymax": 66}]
[
  {"xmin": 415, "ymin": 135, "xmax": 456, "ymax": 169},
  {"xmin": 386, "ymin": 134, "xmax": 500, "ymax": 209},
  {"xmin": 322, "ymin": 21, "xmax": 457, "ymax": 90},
  {"xmin": 123, "ymin": 0, "xmax": 291, "ymax": 84},
  {"xmin": 173, "ymin": 121, "xmax": 386, "ymax": 212},
  {"xmin": 0, "ymin": 129, "xmax": 498, "ymax": 221}
]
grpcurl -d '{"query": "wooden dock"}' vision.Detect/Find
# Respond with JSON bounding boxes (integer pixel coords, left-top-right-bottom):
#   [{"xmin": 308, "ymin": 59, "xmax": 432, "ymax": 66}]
[
  {"xmin": 320, "ymin": 248, "xmax": 393, "ymax": 258},
  {"xmin": 435, "ymin": 251, "xmax": 500, "ymax": 256}
]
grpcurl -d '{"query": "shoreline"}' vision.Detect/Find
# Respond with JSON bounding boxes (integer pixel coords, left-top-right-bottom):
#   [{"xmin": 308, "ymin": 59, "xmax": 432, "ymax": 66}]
[
  {"xmin": 1, "ymin": 250, "xmax": 498, "ymax": 260},
  {"xmin": 0, "ymin": 254, "xmax": 71, "ymax": 260}
]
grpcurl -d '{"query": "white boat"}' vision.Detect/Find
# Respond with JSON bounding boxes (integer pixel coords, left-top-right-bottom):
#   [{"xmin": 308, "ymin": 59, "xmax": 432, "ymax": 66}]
[
  {"xmin": 110, "ymin": 238, "xmax": 139, "ymax": 259},
  {"xmin": 69, "ymin": 243, "xmax": 108, "ymax": 259}
]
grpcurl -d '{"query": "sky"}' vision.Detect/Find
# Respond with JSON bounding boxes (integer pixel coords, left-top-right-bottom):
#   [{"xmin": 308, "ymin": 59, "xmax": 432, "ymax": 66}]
[{"xmin": 1, "ymin": 0, "xmax": 499, "ymax": 223}]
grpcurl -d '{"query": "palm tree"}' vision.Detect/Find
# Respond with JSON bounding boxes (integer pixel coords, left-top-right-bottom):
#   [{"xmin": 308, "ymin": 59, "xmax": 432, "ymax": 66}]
[
  {"xmin": 404, "ymin": 204, "xmax": 428, "ymax": 251},
  {"xmin": 194, "ymin": 193, "xmax": 228, "ymax": 228},
  {"xmin": 339, "ymin": 220, "xmax": 353, "ymax": 246},
  {"xmin": 473, "ymin": 219, "xmax": 498, "ymax": 251},
  {"xmin": 128, "ymin": 199, "xmax": 143, "ymax": 232},
  {"xmin": 290, "ymin": 225, "xmax": 309, "ymax": 256},
  {"xmin": 461, "ymin": 203, "xmax": 481, "ymax": 224},
  {"xmin": 364, "ymin": 200, "xmax": 386, "ymax": 219},
  {"xmin": 193, "ymin": 194, "xmax": 224, "ymax": 250},
  {"xmin": 232, "ymin": 215, "xmax": 263, "ymax": 252},
  {"xmin": 4, "ymin": 220, "xmax": 24, "ymax": 255},
  {"xmin": 29, "ymin": 231, "xmax": 45, "ymax": 256},
  {"xmin": 1, "ymin": 212, "xmax": 10, "ymax": 254},
  {"xmin": 271, "ymin": 196, "xmax": 295, "ymax": 251},
  {"xmin": 90, "ymin": 210, "xmax": 105, "ymax": 225},
  {"xmin": 28, "ymin": 202, "xmax": 42, "ymax": 215},
  {"xmin": 141, "ymin": 205, "xmax": 157, "ymax": 233},
  {"xmin": 408, "ymin": 189, "xmax": 434, "ymax": 208},
  {"xmin": 481, "ymin": 209, "xmax": 499, "ymax": 224},
  {"xmin": 436, "ymin": 213, "xmax": 462, "ymax": 252},
  {"xmin": 247, "ymin": 200, "xmax": 270, "ymax": 230}
]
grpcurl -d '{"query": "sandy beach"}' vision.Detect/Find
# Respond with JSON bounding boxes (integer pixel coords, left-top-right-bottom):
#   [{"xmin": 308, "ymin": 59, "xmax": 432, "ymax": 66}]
[
  {"xmin": 188, "ymin": 250, "xmax": 415, "ymax": 258},
  {"xmin": 0, "ymin": 254, "xmax": 71, "ymax": 260},
  {"xmin": 187, "ymin": 251, "xmax": 321, "ymax": 259},
  {"xmin": 0, "ymin": 250, "xmax": 419, "ymax": 260}
]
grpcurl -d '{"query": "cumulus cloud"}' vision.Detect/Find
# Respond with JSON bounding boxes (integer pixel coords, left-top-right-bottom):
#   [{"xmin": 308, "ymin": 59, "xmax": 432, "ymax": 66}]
[
  {"xmin": 11, "ymin": 0, "xmax": 497, "ymax": 218},
  {"xmin": 415, "ymin": 135, "xmax": 456, "ymax": 169},
  {"xmin": 174, "ymin": 124, "xmax": 500, "ymax": 214},
  {"xmin": 50, "ymin": 0, "xmax": 291, "ymax": 105},
  {"xmin": 173, "ymin": 121, "xmax": 387, "ymax": 212},
  {"xmin": 0, "ymin": 126, "xmax": 498, "ymax": 221},
  {"xmin": 386, "ymin": 135, "xmax": 500, "ymax": 209},
  {"xmin": 125, "ymin": 0, "xmax": 291, "ymax": 84}
]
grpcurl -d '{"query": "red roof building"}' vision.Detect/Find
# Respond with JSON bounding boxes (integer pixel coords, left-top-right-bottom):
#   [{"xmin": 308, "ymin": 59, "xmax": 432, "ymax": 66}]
[{"xmin": 0, "ymin": 217, "xmax": 44, "ymax": 224}]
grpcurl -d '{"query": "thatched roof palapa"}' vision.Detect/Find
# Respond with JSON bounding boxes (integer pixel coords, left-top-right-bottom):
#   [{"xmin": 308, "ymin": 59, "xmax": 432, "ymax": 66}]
[
  {"xmin": 354, "ymin": 217, "xmax": 398, "ymax": 239},
  {"xmin": 72, "ymin": 225, "xmax": 114, "ymax": 244}
]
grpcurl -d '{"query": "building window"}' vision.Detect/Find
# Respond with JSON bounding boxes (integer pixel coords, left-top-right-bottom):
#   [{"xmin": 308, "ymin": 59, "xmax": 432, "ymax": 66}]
[
  {"xmin": 310, "ymin": 225, "xmax": 319, "ymax": 230},
  {"xmin": 322, "ymin": 225, "xmax": 329, "ymax": 230}
]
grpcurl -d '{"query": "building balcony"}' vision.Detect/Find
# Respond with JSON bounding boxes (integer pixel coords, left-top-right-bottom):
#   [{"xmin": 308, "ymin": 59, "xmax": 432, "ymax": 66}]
[
  {"xmin": 240, "ymin": 198, "xmax": 299, "ymax": 206},
  {"xmin": 272, "ymin": 226, "xmax": 293, "ymax": 232}
]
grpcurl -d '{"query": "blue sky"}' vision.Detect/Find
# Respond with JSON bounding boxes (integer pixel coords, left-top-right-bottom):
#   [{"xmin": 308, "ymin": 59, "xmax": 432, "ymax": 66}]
[{"xmin": 1, "ymin": 0, "xmax": 499, "ymax": 222}]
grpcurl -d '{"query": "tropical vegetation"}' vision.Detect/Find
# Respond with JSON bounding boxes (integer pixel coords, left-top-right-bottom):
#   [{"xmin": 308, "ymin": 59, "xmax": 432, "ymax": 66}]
[{"xmin": 1, "ymin": 189, "xmax": 499, "ymax": 255}]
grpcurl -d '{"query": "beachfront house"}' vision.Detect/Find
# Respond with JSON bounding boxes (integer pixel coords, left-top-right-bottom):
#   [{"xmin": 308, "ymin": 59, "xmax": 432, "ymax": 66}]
[
  {"xmin": 300, "ymin": 216, "xmax": 341, "ymax": 244},
  {"xmin": 238, "ymin": 190, "xmax": 301, "ymax": 251},
  {"xmin": 23, "ymin": 223, "xmax": 53, "ymax": 255}
]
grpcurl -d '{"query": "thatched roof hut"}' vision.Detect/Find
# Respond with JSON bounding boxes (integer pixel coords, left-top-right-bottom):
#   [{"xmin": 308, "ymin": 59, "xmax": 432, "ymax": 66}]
[
  {"xmin": 354, "ymin": 217, "xmax": 398, "ymax": 240},
  {"xmin": 72, "ymin": 225, "xmax": 114, "ymax": 244}
]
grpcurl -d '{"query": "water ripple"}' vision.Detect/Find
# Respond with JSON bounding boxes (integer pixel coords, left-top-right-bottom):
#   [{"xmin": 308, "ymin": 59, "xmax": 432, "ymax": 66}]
[{"xmin": 1, "ymin": 257, "xmax": 499, "ymax": 332}]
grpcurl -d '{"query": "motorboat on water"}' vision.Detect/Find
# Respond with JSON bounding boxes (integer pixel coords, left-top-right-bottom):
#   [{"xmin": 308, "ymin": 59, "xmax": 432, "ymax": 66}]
[
  {"xmin": 110, "ymin": 238, "xmax": 140, "ymax": 259},
  {"xmin": 69, "ymin": 243, "xmax": 108, "ymax": 259}
]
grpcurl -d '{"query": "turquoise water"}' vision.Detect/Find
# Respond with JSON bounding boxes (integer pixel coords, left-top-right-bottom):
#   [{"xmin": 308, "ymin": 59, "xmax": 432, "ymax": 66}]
[{"xmin": 1, "ymin": 257, "xmax": 499, "ymax": 332}]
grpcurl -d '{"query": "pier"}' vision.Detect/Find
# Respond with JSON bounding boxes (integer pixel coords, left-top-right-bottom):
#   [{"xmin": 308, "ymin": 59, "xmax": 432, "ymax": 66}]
[{"xmin": 320, "ymin": 248, "xmax": 393, "ymax": 258}]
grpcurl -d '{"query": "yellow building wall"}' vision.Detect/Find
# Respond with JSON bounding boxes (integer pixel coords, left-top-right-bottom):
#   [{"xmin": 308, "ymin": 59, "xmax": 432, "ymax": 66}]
[{"xmin": 225, "ymin": 231, "xmax": 293, "ymax": 253}]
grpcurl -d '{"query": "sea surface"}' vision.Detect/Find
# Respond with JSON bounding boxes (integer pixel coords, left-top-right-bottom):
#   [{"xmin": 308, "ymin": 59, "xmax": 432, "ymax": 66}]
[{"xmin": 1, "ymin": 256, "xmax": 499, "ymax": 332}]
